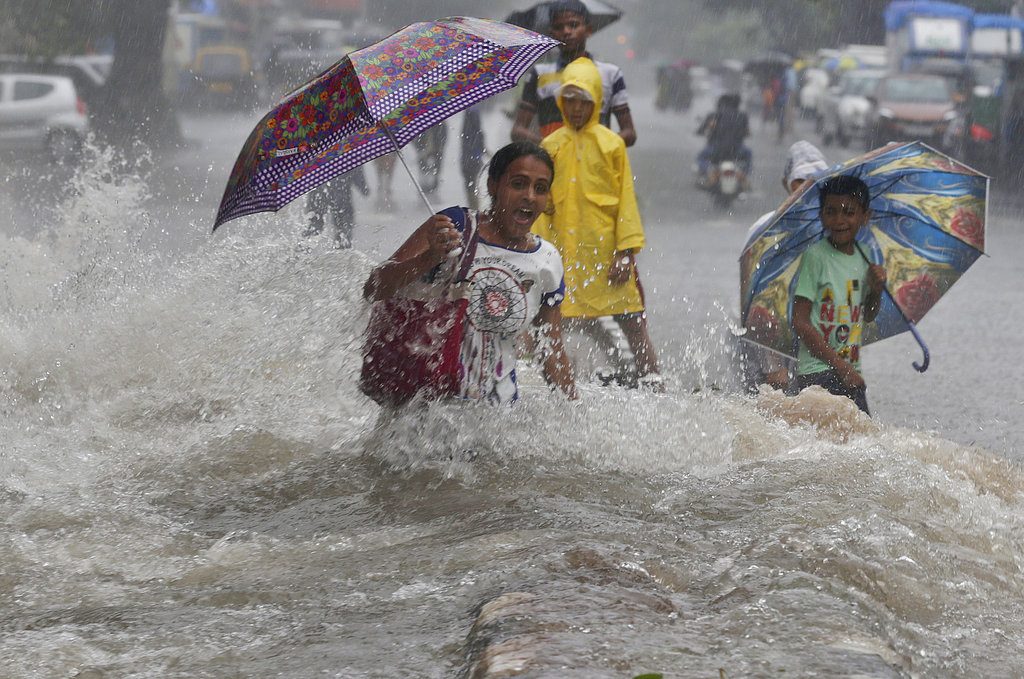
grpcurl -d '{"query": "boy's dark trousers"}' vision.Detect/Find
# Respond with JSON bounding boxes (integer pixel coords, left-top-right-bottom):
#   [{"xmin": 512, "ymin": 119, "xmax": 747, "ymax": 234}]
[{"xmin": 795, "ymin": 369, "xmax": 870, "ymax": 416}]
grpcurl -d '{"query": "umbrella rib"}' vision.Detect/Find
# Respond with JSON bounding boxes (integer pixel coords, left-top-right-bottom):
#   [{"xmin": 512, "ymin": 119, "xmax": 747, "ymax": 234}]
[
  {"xmin": 740, "ymin": 212, "xmax": 818, "ymax": 258},
  {"xmin": 747, "ymin": 228, "xmax": 821, "ymax": 300},
  {"xmin": 772, "ymin": 221, "xmax": 822, "ymax": 255}
]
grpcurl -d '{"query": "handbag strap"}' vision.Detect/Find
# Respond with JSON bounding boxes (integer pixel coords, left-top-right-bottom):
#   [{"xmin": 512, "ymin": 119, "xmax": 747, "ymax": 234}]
[{"xmin": 453, "ymin": 209, "xmax": 480, "ymax": 283}]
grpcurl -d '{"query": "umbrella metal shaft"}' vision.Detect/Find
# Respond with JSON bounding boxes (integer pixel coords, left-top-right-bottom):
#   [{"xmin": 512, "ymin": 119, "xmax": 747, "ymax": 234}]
[
  {"xmin": 382, "ymin": 123, "xmax": 437, "ymax": 217},
  {"xmin": 381, "ymin": 123, "xmax": 464, "ymax": 258}
]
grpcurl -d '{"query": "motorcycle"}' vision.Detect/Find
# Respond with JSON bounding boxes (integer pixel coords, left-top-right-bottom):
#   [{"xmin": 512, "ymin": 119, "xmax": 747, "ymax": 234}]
[
  {"xmin": 697, "ymin": 155, "xmax": 746, "ymax": 209},
  {"xmin": 695, "ymin": 101, "xmax": 750, "ymax": 210}
]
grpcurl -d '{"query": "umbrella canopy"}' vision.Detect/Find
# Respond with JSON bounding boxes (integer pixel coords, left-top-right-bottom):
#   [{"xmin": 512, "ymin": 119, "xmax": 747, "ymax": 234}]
[
  {"xmin": 823, "ymin": 54, "xmax": 861, "ymax": 71},
  {"xmin": 214, "ymin": 16, "xmax": 558, "ymax": 229},
  {"xmin": 506, "ymin": 0, "xmax": 623, "ymax": 36},
  {"xmin": 740, "ymin": 141, "xmax": 988, "ymax": 371},
  {"xmin": 744, "ymin": 50, "xmax": 792, "ymax": 70},
  {"xmin": 743, "ymin": 51, "xmax": 793, "ymax": 85}
]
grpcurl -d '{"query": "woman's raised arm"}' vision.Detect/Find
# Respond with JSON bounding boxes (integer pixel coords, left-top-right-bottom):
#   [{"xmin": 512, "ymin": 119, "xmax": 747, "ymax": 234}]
[{"xmin": 363, "ymin": 213, "xmax": 462, "ymax": 301}]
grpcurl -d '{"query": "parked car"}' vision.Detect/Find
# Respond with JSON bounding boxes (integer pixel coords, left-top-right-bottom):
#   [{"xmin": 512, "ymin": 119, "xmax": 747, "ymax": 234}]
[
  {"xmin": 264, "ymin": 45, "xmax": 336, "ymax": 99},
  {"xmin": 818, "ymin": 69, "xmax": 885, "ymax": 147},
  {"xmin": 840, "ymin": 44, "xmax": 888, "ymax": 70},
  {"xmin": 264, "ymin": 22, "xmax": 389, "ymax": 99},
  {"xmin": 0, "ymin": 54, "xmax": 111, "ymax": 108},
  {"xmin": 864, "ymin": 73, "xmax": 958, "ymax": 150},
  {"xmin": 0, "ymin": 73, "xmax": 88, "ymax": 159}
]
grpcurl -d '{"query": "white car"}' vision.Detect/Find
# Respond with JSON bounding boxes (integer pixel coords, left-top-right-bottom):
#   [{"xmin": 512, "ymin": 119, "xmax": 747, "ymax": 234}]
[
  {"xmin": 818, "ymin": 69, "xmax": 885, "ymax": 147},
  {"xmin": 0, "ymin": 73, "xmax": 89, "ymax": 158}
]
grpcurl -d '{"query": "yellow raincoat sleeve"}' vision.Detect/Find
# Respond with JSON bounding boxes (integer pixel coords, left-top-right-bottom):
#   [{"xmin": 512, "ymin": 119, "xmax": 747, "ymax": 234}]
[
  {"xmin": 612, "ymin": 141, "xmax": 644, "ymax": 253},
  {"xmin": 531, "ymin": 195, "xmax": 556, "ymax": 245},
  {"xmin": 532, "ymin": 132, "xmax": 566, "ymax": 248}
]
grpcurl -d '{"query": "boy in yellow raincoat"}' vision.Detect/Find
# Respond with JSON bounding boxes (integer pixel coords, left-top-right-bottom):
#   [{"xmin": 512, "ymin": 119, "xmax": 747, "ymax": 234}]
[{"xmin": 533, "ymin": 57, "xmax": 661, "ymax": 384}]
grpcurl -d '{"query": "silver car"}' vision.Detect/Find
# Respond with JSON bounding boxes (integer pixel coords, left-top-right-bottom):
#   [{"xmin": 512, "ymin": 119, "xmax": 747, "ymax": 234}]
[
  {"xmin": 818, "ymin": 69, "xmax": 885, "ymax": 147},
  {"xmin": 0, "ymin": 73, "xmax": 89, "ymax": 158}
]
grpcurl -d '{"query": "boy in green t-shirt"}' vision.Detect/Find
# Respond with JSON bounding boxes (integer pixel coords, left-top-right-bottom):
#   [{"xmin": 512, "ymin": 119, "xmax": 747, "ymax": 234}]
[{"xmin": 792, "ymin": 175, "xmax": 887, "ymax": 414}]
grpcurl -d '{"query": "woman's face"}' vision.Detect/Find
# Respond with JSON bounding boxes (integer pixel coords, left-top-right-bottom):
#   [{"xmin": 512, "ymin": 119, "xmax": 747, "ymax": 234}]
[{"xmin": 487, "ymin": 155, "xmax": 552, "ymax": 240}]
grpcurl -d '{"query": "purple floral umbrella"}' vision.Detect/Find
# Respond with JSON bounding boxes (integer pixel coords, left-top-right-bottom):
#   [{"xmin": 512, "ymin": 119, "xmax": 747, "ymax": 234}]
[{"xmin": 213, "ymin": 16, "xmax": 558, "ymax": 230}]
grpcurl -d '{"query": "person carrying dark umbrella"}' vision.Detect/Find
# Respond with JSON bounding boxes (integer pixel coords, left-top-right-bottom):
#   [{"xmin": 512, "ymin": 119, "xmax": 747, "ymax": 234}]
[{"xmin": 511, "ymin": 0, "xmax": 637, "ymax": 147}]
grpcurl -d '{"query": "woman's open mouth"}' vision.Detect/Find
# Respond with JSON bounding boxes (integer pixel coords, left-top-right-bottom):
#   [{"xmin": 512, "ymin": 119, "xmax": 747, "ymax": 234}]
[{"xmin": 513, "ymin": 207, "xmax": 535, "ymax": 224}]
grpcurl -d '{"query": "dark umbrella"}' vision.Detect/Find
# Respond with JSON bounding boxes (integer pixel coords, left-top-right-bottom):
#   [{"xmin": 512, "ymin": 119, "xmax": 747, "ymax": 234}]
[
  {"xmin": 743, "ymin": 51, "xmax": 793, "ymax": 83},
  {"xmin": 213, "ymin": 17, "xmax": 558, "ymax": 230},
  {"xmin": 506, "ymin": 0, "xmax": 624, "ymax": 35}
]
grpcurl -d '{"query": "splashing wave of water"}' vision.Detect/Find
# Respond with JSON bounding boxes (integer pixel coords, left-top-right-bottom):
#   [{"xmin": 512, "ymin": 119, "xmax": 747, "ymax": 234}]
[{"xmin": 2, "ymin": 152, "xmax": 1024, "ymax": 678}]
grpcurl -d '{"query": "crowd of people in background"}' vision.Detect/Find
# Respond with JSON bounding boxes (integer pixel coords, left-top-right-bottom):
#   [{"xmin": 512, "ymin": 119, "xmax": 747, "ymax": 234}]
[{"xmin": 355, "ymin": 0, "xmax": 884, "ymax": 414}]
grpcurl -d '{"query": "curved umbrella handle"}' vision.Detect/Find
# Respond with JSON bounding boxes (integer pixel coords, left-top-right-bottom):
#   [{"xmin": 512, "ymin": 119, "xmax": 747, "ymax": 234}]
[
  {"xmin": 905, "ymin": 318, "xmax": 930, "ymax": 373},
  {"xmin": 867, "ymin": 256, "xmax": 931, "ymax": 374}
]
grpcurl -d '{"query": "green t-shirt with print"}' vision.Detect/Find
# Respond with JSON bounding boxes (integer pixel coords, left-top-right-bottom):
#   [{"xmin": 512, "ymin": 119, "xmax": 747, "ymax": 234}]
[{"xmin": 793, "ymin": 238, "xmax": 870, "ymax": 376}]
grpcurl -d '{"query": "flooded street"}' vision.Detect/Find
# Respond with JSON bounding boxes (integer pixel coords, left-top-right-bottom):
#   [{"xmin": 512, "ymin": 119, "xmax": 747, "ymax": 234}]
[
  {"xmin": 3, "ymin": 16, "xmax": 1024, "ymax": 679},
  {"xmin": 54, "ymin": 71, "xmax": 1019, "ymax": 454}
]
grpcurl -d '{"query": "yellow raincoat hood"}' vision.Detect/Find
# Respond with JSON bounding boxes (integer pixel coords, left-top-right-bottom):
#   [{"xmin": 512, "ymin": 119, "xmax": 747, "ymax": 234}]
[
  {"xmin": 533, "ymin": 58, "xmax": 646, "ymax": 318},
  {"xmin": 555, "ymin": 57, "xmax": 602, "ymax": 132}
]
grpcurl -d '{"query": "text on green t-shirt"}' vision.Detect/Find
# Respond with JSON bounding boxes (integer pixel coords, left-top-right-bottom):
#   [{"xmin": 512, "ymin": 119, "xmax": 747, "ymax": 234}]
[{"xmin": 793, "ymin": 238, "xmax": 870, "ymax": 376}]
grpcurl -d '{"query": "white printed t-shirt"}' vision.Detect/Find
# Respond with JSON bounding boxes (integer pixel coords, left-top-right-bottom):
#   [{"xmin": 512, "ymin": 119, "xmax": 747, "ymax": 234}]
[{"xmin": 416, "ymin": 207, "xmax": 566, "ymax": 404}]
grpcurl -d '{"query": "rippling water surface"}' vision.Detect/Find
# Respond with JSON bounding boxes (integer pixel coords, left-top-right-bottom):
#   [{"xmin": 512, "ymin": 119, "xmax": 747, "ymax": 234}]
[{"xmin": 3, "ymin": 136, "xmax": 1024, "ymax": 679}]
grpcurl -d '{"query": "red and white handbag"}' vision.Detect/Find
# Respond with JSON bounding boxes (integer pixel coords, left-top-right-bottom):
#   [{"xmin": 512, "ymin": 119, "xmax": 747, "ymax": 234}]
[{"xmin": 359, "ymin": 211, "xmax": 478, "ymax": 407}]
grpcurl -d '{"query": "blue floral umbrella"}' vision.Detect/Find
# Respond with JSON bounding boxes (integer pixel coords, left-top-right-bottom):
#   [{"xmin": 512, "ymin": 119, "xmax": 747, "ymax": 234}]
[{"xmin": 740, "ymin": 141, "xmax": 988, "ymax": 372}]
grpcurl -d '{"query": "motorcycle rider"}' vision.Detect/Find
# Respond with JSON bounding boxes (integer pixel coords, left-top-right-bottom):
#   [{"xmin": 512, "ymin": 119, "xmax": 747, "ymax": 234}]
[{"xmin": 696, "ymin": 93, "xmax": 752, "ymax": 189}]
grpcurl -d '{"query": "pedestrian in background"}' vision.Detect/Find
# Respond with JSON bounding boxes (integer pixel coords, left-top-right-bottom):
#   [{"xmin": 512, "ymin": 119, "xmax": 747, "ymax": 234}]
[
  {"xmin": 511, "ymin": 0, "xmax": 637, "ymax": 147},
  {"xmin": 777, "ymin": 63, "xmax": 799, "ymax": 142},
  {"xmin": 305, "ymin": 166, "xmax": 370, "ymax": 248},
  {"xmin": 460, "ymin": 106, "xmax": 487, "ymax": 211},
  {"xmin": 414, "ymin": 120, "xmax": 448, "ymax": 194}
]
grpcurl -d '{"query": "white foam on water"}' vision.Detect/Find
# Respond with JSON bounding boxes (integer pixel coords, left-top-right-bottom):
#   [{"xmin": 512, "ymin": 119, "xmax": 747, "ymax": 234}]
[{"xmin": 2, "ymin": 149, "xmax": 1024, "ymax": 677}]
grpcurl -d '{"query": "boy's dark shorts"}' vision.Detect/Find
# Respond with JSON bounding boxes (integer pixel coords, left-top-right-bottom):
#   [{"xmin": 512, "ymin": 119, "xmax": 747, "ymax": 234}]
[{"xmin": 795, "ymin": 369, "xmax": 870, "ymax": 416}]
